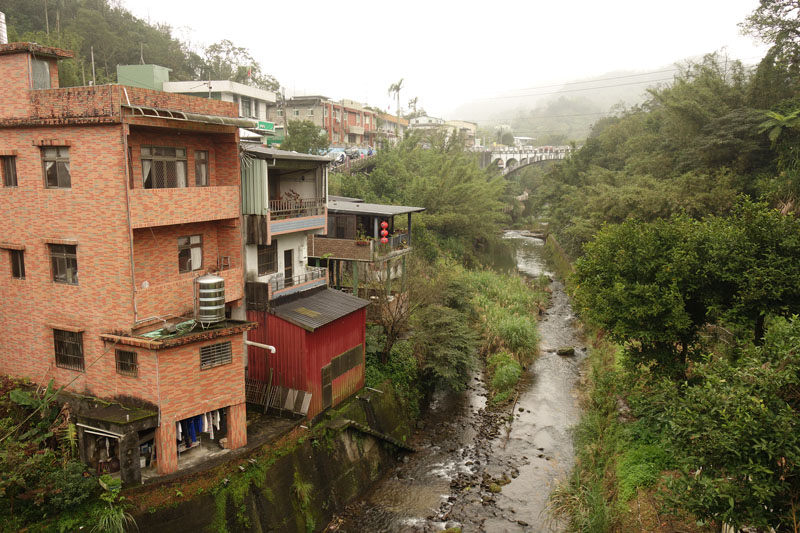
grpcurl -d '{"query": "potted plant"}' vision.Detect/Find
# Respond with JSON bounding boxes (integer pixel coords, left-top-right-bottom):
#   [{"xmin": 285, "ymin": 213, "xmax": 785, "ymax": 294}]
[{"xmin": 355, "ymin": 230, "xmax": 370, "ymax": 246}]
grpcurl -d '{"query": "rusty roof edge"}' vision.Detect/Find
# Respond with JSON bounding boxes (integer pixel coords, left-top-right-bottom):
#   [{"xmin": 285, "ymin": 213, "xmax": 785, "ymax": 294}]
[
  {"xmin": 101, "ymin": 322, "xmax": 257, "ymax": 351},
  {"xmin": 157, "ymin": 321, "xmax": 257, "ymax": 349},
  {"xmin": 0, "ymin": 42, "xmax": 74, "ymax": 58}
]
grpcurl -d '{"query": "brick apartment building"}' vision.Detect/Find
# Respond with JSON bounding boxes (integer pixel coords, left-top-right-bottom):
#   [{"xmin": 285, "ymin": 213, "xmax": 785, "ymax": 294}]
[
  {"xmin": 266, "ymin": 96, "xmax": 382, "ymax": 149},
  {"xmin": 0, "ymin": 42, "xmax": 259, "ymax": 483}
]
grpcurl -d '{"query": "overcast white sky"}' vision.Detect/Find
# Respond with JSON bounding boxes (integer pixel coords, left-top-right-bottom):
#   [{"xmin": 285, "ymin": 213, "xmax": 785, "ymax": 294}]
[{"xmin": 122, "ymin": 0, "xmax": 769, "ymax": 119}]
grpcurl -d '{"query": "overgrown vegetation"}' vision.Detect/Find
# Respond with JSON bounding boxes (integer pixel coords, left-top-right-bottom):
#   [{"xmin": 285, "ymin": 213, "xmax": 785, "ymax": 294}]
[
  {"xmin": 0, "ymin": 377, "xmax": 134, "ymax": 532},
  {"xmin": 548, "ymin": 4, "xmax": 800, "ymax": 529},
  {"xmin": 331, "ymin": 130, "xmax": 510, "ymax": 267}
]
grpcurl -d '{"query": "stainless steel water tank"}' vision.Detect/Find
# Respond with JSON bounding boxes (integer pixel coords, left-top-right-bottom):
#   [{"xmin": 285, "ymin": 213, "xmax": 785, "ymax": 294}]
[{"xmin": 194, "ymin": 274, "xmax": 225, "ymax": 325}]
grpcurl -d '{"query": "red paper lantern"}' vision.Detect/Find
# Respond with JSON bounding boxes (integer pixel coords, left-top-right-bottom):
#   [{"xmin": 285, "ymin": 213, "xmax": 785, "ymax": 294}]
[
  {"xmin": 380, "ymin": 221, "xmax": 388, "ymax": 229},
  {"xmin": 380, "ymin": 229, "xmax": 388, "ymax": 237},
  {"xmin": 380, "ymin": 237, "xmax": 389, "ymax": 244}
]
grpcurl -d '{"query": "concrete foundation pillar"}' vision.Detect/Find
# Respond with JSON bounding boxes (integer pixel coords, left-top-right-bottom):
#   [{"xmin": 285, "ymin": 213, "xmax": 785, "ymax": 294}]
[
  {"xmin": 119, "ymin": 431, "xmax": 141, "ymax": 485},
  {"xmin": 155, "ymin": 422, "xmax": 178, "ymax": 476},
  {"xmin": 227, "ymin": 403, "xmax": 247, "ymax": 450}
]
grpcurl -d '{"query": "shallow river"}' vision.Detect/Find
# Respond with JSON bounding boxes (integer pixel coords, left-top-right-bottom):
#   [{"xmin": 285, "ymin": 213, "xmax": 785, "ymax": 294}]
[{"xmin": 328, "ymin": 231, "xmax": 585, "ymax": 533}]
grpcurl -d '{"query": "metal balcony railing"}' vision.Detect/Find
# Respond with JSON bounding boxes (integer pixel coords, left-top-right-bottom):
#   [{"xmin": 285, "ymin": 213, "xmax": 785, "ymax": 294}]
[
  {"xmin": 268, "ymin": 266, "xmax": 327, "ymax": 294},
  {"xmin": 269, "ymin": 197, "xmax": 325, "ymax": 220}
]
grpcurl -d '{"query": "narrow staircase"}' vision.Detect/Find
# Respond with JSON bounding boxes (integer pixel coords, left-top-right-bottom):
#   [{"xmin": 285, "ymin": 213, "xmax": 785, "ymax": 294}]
[{"xmin": 331, "ymin": 418, "xmax": 417, "ymax": 452}]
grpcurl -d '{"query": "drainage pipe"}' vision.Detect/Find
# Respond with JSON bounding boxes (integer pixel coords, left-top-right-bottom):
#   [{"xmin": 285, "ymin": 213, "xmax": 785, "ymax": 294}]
[{"xmin": 244, "ymin": 337, "xmax": 276, "ymax": 354}]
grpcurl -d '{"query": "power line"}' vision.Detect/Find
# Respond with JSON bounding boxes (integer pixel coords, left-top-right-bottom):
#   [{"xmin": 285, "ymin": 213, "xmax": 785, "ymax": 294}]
[
  {"xmin": 469, "ymin": 55, "xmax": 765, "ymax": 103},
  {"xmin": 465, "ymin": 111, "xmax": 615, "ymax": 122},
  {"xmin": 474, "ymin": 77, "xmax": 676, "ymax": 102},
  {"xmin": 507, "ymin": 68, "xmax": 682, "ymax": 93}
]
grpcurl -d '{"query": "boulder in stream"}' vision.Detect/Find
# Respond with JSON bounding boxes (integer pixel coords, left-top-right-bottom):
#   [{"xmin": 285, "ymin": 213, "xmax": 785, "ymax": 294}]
[{"xmin": 556, "ymin": 346, "xmax": 575, "ymax": 356}]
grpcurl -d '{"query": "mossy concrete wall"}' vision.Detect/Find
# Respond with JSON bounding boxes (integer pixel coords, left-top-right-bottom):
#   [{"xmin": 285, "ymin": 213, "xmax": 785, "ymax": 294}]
[{"xmin": 133, "ymin": 385, "xmax": 413, "ymax": 532}]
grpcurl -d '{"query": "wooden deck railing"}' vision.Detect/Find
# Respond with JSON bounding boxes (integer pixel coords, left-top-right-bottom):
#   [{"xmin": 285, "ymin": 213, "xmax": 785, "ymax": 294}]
[{"xmin": 269, "ymin": 197, "xmax": 325, "ymax": 220}]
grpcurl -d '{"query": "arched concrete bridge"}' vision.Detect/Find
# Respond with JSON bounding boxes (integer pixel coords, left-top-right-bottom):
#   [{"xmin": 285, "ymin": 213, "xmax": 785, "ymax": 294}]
[{"xmin": 477, "ymin": 146, "xmax": 572, "ymax": 175}]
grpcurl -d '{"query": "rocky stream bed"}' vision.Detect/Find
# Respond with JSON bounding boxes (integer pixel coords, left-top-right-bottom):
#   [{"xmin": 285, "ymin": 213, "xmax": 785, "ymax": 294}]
[{"xmin": 327, "ymin": 232, "xmax": 585, "ymax": 533}]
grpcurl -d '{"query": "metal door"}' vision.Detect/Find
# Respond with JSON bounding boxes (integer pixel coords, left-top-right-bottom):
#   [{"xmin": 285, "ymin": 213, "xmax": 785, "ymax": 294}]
[{"xmin": 321, "ymin": 364, "xmax": 332, "ymax": 409}]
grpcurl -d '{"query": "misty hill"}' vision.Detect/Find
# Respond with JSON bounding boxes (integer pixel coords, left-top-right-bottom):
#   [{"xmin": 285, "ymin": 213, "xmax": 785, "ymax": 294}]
[{"xmin": 450, "ymin": 67, "xmax": 678, "ymax": 144}]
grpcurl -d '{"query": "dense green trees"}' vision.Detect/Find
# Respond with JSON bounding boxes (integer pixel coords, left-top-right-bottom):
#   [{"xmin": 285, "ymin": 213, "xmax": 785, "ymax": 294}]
[
  {"xmin": 280, "ymin": 120, "xmax": 329, "ymax": 154},
  {"xmin": 3, "ymin": 0, "xmax": 277, "ymax": 89},
  {"xmin": 332, "ymin": 130, "xmax": 508, "ymax": 265},
  {"xmin": 573, "ymin": 200, "xmax": 800, "ymax": 374},
  {"xmin": 522, "ymin": 49, "xmax": 800, "ymax": 258},
  {"xmin": 666, "ymin": 316, "xmax": 800, "ymax": 530}
]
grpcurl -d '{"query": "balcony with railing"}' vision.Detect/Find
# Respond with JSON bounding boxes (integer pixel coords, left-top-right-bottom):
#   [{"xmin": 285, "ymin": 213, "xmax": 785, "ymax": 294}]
[
  {"xmin": 245, "ymin": 267, "xmax": 327, "ymax": 308},
  {"xmin": 307, "ymin": 232, "xmax": 411, "ymax": 262},
  {"xmin": 269, "ymin": 266, "xmax": 328, "ymax": 299},
  {"xmin": 135, "ymin": 266, "xmax": 243, "ymax": 319},
  {"xmin": 268, "ymin": 197, "xmax": 326, "ymax": 235},
  {"xmin": 129, "ymin": 185, "xmax": 240, "ymax": 228}
]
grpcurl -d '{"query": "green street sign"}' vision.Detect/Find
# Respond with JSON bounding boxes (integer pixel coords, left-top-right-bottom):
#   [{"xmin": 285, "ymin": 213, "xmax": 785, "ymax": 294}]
[{"xmin": 257, "ymin": 121, "xmax": 275, "ymax": 132}]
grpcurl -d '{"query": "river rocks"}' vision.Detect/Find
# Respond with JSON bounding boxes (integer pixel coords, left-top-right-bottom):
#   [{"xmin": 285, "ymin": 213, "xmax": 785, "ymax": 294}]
[
  {"xmin": 556, "ymin": 346, "xmax": 575, "ymax": 356},
  {"xmin": 489, "ymin": 482, "xmax": 502, "ymax": 493}
]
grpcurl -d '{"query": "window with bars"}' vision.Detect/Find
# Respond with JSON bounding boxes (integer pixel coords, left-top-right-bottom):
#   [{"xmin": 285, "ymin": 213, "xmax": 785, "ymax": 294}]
[
  {"xmin": 195, "ymin": 150, "xmax": 209, "ymax": 187},
  {"xmin": 1, "ymin": 156, "xmax": 17, "ymax": 187},
  {"xmin": 42, "ymin": 147, "xmax": 71, "ymax": 189},
  {"xmin": 50, "ymin": 244, "xmax": 78, "ymax": 284},
  {"xmin": 115, "ymin": 349, "xmax": 138, "ymax": 377},
  {"xmin": 200, "ymin": 342, "xmax": 232, "ymax": 369},
  {"xmin": 141, "ymin": 146, "xmax": 187, "ymax": 189},
  {"xmin": 257, "ymin": 243, "xmax": 277, "ymax": 276},
  {"xmin": 178, "ymin": 235, "xmax": 202, "ymax": 273},
  {"xmin": 10, "ymin": 250, "xmax": 24, "ymax": 279},
  {"xmin": 54, "ymin": 329, "xmax": 84, "ymax": 372}
]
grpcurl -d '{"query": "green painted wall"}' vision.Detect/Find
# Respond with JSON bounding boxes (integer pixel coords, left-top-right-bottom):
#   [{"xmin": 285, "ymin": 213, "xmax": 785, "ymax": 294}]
[{"xmin": 117, "ymin": 64, "xmax": 172, "ymax": 90}]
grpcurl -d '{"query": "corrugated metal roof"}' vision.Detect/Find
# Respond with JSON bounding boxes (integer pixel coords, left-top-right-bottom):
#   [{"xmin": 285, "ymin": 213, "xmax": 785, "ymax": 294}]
[
  {"xmin": 328, "ymin": 198, "xmax": 426, "ymax": 217},
  {"xmin": 271, "ymin": 288, "xmax": 369, "ymax": 331},
  {"xmin": 328, "ymin": 195, "xmax": 364, "ymax": 202},
  {"xmin": 243, "ymin": 144, "xmax": 333, "ymax": 162}
]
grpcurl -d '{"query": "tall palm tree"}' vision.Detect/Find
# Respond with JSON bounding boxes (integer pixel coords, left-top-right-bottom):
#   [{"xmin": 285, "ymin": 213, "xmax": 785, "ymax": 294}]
[{"xmin": 388, "ymin": 78, "xmax": 404, "ymax": 138}]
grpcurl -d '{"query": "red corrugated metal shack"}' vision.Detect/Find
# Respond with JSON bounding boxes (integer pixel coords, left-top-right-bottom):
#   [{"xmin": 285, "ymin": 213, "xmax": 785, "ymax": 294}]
[{"xmin": 247, "ymin": 287, "xmax": 369, "ymax": 419}]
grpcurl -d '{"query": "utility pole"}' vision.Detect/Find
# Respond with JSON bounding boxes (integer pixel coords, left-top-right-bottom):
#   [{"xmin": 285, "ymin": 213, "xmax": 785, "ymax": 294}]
[
  {"xmin": 90, "ymin": 46, "xmax": 96, "ymax": 85},
  {"xmin": 44, "ymin": 0, "xmax": 49, "ymax": 34}
]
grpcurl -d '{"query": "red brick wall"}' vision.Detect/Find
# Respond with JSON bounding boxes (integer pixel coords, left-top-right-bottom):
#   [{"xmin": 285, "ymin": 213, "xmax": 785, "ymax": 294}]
[
  {"xmin": 25, "ymin": 86, "xmax": 237, "ymax": 123},
  {"xmin": 134, "ymin": 267, "xmax": 243, "ymax": 320},
  {"xmin": 133, "ymin": 222, "xmax": 224, "ymax": 286},
  {"xmin": 0, "ymin": 53, "xmax": 34, "ymax": 119},
  {"xmin": 123, "ymin": 86, "xmax": 238, "ymax": 117},
  {"xmin": 0, "ymin": 124, "xmax": 138, "ymax": 398},
  {"xmin": 128, "ymin": 186, "xmax": 240, "ymax": 229},
  {"xmin": 132, "ymin": 221, "xmax": 243, "ymax": 318},
  {"xmin": 227, "ymin": 402, "xmax": 247, "ymax": 449},
  {"xmin": 28, "ymin": 85, "xmax": 122, "ymax": 122},
  {"xmin": 148, "ymin": 334, "xmax": 246, "ymax": 423},
  {"xmin": 155, "ymin": 421, "xmax": 177, "ymax": 475}
]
